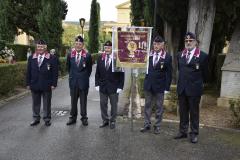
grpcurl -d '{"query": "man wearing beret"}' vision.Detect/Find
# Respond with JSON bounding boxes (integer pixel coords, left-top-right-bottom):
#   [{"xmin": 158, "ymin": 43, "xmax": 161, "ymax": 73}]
[
  {"xmin": 95, "ymin": 40, "xmax": 124, "ymax": 129},
  {"xmin": 66, "ymin": 36, "xmax": 92, "ymax": 126},
  {"xmin": 140, "ymin": 36, "xmax": 172, "ymax": 134},
  {"xmin": 174, "ymin": 32, "xmax": 208, "ymax": 143},
  {"xmin": 26, "ymin": 40, "xmax": 58, "ymax": 126}
]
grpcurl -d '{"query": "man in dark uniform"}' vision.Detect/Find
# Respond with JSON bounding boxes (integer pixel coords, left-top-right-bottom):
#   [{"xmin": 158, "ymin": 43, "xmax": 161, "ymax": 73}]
[
  {"xmin": 174, "ymin": 32, "xmax": 208, "ymax": 143},
  {"xmin": 95, "ymin": 40, "xmax": 124, "ymax": 129},
  {"xmin": 140, "ymin": 36, "xmax": 172, "ymax": 134},
  {"xmin": 26, "ymin": 40, "xmax": 58, "ymax": 126},
  {"xmin": 66, "ymin": 36, "xmax": 92, "ymax": 126}
]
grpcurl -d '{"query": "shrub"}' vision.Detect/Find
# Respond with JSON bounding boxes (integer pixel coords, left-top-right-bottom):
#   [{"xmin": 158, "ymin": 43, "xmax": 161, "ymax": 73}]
[
  {"xmin": 59, "ymin": 57, "xmax": 67, "ymax": 76},
  {"xmin": 164, "ymin": 85, "xmax": 178, "ymax": 114},
  {"xmin": 229, "ymin": 99, "xmax": 240, "ymax": 128},
  {"xmin": 0, "ymin": 64, "xmax": 18, "ymax": 95}
]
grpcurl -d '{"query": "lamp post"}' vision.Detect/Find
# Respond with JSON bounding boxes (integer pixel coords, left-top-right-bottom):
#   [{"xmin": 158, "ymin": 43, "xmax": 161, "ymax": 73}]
[{"xmin": 79, "ymin": 18, "xmax": 85, "ymax": 37}]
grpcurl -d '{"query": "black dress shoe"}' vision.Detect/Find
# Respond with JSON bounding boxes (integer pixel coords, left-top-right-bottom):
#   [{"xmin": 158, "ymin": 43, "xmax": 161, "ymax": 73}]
[
  {"xmin": 154, "ymin": 126, "xmax": 160, "ymax": 134},
  {"xmin": 99, "ymin": 121, "xmax": 109, "ymax": 128},
  {"xmin": 45, "ymin": 121, "xmax": 51, "ymax": 126},
  {"xmin": 66, "ymin": 119, "xmax": 76, "ymax": 125},
  {"xmin": 190, "ymin": 135, "xmax": 198, "ymax": 143},
  {"xmin": 174, "ymin": 133, "xmax": 188, "ymax": 139},
  {"xmin": 82, "ymin": 119, "xmax": 88, "ymax": 126},
  {"xmin": 30, "ymin": 120, "xmax": 40, "ymax": 126},
  {"xmin": 110, "ymin": 122, "xmax": 116, "ymax": 129},
  {"xmin": 140, "ymin": 126, "xmax": 151, "ymax": 132}
]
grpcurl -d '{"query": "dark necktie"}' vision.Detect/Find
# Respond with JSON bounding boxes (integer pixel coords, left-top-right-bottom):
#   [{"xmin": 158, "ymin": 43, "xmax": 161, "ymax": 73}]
[
  {"xmin": 153, "ymin": 53, "xmax": 159, "ymax": 67},
  {"xmin": 106, "ymin": 54, "xmax": 110, "ymax": 70},
  {"xmin": 38, "ymin": 55, "xmax": 43, "ymax": 67},
  {"xmin": 186, "ymin": 51, "xmax": 191, "ymax": 63},
  {"xmin": 76, "ymin": 53, "xmax": 80, "ymax": 66}
]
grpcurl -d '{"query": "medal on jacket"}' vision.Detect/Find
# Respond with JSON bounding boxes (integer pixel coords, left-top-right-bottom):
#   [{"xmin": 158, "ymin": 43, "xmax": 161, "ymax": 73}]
[
  {"xmin": 83, "ymin": 61, "xmax": 86, "ymax": 68},
  {"xmin": 47, "ymin": 64, "xmax": 51, "ymax": 70},
  {"xmin": 161, "ymin": 62, "xmax": 164, "ymax": 69},
  {"xmin": 196, "ymin": 63, "xmax": 199, "ymax": 70}
]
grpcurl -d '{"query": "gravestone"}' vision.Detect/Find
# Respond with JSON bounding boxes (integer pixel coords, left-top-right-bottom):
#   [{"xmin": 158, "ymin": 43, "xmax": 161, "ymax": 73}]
[{"xmin": 217, "ymin": 22, "xmax": 240, "ymax": 107}]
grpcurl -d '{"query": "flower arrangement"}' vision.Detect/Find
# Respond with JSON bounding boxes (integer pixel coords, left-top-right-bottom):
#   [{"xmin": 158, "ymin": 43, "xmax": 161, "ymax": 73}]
[{"xmin": 0, "ymin": 46, "xmax": 15, "ymax": 64}]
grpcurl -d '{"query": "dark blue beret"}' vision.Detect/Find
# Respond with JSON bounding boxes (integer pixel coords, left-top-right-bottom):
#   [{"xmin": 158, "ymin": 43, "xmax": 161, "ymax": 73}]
[
  {"xmin": 104, "ymin": 40, "xmax": 112, "ymax": 46},
  {"xmin": 75, "ymin": 35, "xmax": 84, "ymax": 42},
  {"xmin": 153, "ymin": 36, "xmax": 164, "ymax": 43},
  {"xmin": 36, "ymin": 39, "xmax": 47, "ymax": 45},
  {"xmin": 185, "ymin": 32, "xmax": 196, "ymax": 40}
]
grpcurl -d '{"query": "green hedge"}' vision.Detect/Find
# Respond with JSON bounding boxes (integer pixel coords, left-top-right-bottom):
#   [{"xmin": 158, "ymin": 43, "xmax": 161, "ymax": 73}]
[{"xmin": 0, "ymin": 57, "xmax": 67, "ymax": 96}]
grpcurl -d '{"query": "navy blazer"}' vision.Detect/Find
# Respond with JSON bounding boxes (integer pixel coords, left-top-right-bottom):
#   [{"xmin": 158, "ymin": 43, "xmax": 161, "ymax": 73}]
[
  {"xmin": 177, "ymin": 50, "xmax": 208, "ymax": 96},
  {"xmin": 144, "ymin": 52, "xmax": 172, "ymax": 93},
  {"xmin": 26, "ymin": 53, "xmax": 58, "ymax": 92},
  {"xmin": 95, "ymin": 55, "xmax": 124, "ymax": 94},
  {"xmin": 67, "ymin": 49, "xmax": 92, "ymax": 90}
]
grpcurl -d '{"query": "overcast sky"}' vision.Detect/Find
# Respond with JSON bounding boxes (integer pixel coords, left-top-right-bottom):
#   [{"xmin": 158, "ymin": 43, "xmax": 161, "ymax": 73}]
[{"xmin": 64, "ymin": 0, "xmax": 127, "ymax": 22}]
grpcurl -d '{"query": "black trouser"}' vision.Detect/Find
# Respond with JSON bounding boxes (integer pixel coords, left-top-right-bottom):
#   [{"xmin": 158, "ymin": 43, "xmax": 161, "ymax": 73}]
[
  {"xmin": 31, "ymin": 90, "xmax": 52, "ymax": 122},
  {"xmin": 144, "ymin": 91, "xmax": 164, "ymax": 127},
  {"xmin": 70, "ymin": 87, "xmax": 88, "ymax": 120},
  {"xmin": 99, "ymin": 92, "xmax": 119, "ymax": 122},
  {"xmin": 178, "ymin": 94, "xmax": 201, "ymax": 135}
]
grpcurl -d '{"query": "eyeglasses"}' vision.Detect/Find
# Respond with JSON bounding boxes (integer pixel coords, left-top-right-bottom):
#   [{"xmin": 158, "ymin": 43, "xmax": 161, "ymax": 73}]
[{"xmin": 185, "ymin": 39, "xmax": 194, "ymax": 43}]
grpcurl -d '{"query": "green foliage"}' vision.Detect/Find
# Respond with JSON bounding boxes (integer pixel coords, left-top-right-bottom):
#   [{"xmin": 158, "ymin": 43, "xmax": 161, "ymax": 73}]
[
  {"xmin": 229, "ymin": 98, "xmax": 240, "ymax": 128},
  {"xmin": 36, "ymin": 0, "xmax": 67, "ymax": 49},
  {"xmin": 130, "ymin": 0, "xmax": 145, "ymax": 26},
  {"xmin": 88, "ymin": 0, "xmax": 100, "ymax": 54},
  {"xmin": 164, "ymin": 85, "xmax": 178, "ymax": 114},
  {"xmin": 91, "ymin": 53, "xmax": 101, "ymax": 64},
  {"xmin": 59, "ymin": 57, "xmax": 67, "ymax": 76},
  {"xmin": 0, "ymin": 0, "xmax": 16, "ymax": 42},
  {"xmin": 0, "ymin": 64, "xmax": 18, "ymax": 95},
  {"xmin": 144, "ymin": 0, "xmax": 154, "ymax": 26}
]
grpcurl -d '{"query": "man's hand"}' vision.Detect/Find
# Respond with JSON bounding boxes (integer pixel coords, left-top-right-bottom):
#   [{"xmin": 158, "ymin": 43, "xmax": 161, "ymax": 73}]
[
  {"xmin": 95, "ymin": 86, "xmax": 99, "ymax": 91},
  {"xmin": 26, "ymin": 86, "xmax": 30, "ymax": 90},
  {"xmin": 51, "ymin": 86, "xmax": 55, "ymax": 90},
  {"xmin": 164, "ymin": 90, "xmax": 170, "ymax": 94},
  {"xmin": 117, "ymin": 88, "xmax": 122, "ymax": 93}
]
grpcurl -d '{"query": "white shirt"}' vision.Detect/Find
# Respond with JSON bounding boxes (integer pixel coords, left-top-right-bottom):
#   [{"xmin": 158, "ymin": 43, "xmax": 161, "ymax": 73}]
[{"xmin": 186, "ymin": 47, "xmax": 196, "ymax": 64}]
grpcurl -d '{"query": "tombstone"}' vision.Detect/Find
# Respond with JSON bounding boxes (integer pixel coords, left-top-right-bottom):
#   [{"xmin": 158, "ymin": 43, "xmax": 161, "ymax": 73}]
[{"xmin": 217, "ymin": 22, "xmax": 240, "ymax": 107}]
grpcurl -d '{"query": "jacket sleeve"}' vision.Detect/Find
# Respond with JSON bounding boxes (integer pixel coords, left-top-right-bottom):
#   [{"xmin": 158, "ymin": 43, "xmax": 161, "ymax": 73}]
[
  {"xmin": 95, "ymin": 57, "xmax": 100, "ymax": 87},
  {"xmin": 165, "ymin": 55, "xmax": 172, "ymax": 91},
  {"xmin": 87, "ymin": 54, "xmax": 92, "ymax": 77},
  {"xmin": 52, "ymin": 55, "xmax": 59, "ymax": 87},
  {"xmin": 66, "ymin": 53, "xmax": 71, "ymax": 73},
  {"xmin": 26, "ymin": 56, "xmax": 32, "ymax": 86}
]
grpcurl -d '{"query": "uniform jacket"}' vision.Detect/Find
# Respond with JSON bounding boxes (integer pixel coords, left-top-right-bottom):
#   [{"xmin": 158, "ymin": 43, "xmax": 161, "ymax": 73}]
[
  {"xmin": 95, "ymin": 53, "xmax": 124, "ymax": 94},
  {"xmin": 67, "ymin": 49, "xmax": 92, "ymax": 90},
  {"xmin": 144, "ymin": 50, "xmax": 172, "ymax": 93},
  {"xmin": 177, "ymin": 48, "xmax": 208, "ymax": 96},
  {"xmin": 26, "ymin": 52, "xmax": 58, "ymax": 91}
]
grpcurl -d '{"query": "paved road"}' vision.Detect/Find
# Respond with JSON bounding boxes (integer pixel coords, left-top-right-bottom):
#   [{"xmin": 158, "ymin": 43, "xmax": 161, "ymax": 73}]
[{"xmin": 0, "ymin": 65, "xmax": 239, "ymax": 160}]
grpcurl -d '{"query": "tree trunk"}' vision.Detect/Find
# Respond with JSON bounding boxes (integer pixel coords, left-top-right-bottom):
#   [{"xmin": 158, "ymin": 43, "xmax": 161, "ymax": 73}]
[
  {"xmin": 187, "ymin": 0, "xmax": 216, "ymax": 54},
  {"xmin": 164, "ymin": 21, "xmax": 180, "ymax": 84},
  {"xmin": 228, "ymin": 22, "xmax": 240, "ymax": 54}
]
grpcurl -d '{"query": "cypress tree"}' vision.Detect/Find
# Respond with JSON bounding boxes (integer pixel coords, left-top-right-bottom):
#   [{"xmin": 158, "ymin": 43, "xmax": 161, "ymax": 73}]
[{"xmin": 88, "ymin": 0, "xmax": 100, "ymax": 53}]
